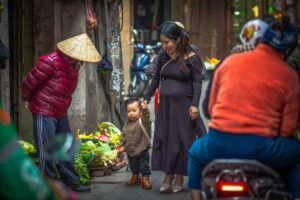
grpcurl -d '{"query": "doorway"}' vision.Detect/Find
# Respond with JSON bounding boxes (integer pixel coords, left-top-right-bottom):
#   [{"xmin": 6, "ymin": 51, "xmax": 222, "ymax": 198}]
[{"xmin": 9, "ymin": 0, "xmax": 33, "ymax": 140}]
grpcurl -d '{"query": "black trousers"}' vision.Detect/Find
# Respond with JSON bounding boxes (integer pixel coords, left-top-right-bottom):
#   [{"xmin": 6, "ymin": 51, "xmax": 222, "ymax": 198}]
[{"xmin": 128, "ymin": 149, "xmax": 151, "ymax": 176}]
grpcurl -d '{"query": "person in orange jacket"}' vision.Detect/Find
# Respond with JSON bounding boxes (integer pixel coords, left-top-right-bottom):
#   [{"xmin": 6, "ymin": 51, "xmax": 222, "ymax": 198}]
[{"xmin": 188, "ymin": 17, "xmax": 300, "ymax": 200}]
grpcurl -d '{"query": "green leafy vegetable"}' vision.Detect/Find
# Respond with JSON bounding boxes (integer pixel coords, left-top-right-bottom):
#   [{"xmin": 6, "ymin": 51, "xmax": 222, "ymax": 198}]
[
  {"xmin": 74, "ymin": 154, "xmax": 90, "ymax": 185},
  {"xmin": 98, "ymin": 142, "xmax": 111, "ymax": 153},
  {"xmin": 97, "ymin": 122, "xmax": 121, "ymax": 136},
  {"xmin": 18, "ymin": 140, "xmax": 37, "ymax": 155}
]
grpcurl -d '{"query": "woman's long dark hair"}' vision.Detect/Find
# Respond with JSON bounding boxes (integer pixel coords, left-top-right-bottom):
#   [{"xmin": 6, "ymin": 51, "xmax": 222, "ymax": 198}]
[{"xmin": 159, "ymin": 21, "xmax": 198, "ymax": 68}]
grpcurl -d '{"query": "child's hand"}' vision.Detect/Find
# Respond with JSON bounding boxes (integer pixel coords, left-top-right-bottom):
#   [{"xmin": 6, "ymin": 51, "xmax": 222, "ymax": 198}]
[
  {"xmin": 141, "ymin": 101, "xmax": 148, "ymax": 110},
  {"xmin": 142, "ymin": 100, "xmax": 148, "ymax": 106}
]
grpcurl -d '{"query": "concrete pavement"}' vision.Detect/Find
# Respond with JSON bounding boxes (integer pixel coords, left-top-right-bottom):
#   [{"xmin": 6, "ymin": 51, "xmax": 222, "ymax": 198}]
[{"xmin": 78, "ymin": 171, "xmax": 190, "ymax": 200}]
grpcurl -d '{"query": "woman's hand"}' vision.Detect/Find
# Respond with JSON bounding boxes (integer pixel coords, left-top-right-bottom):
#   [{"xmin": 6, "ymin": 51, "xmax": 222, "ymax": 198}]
[{"xmin": 190, "ymin": 106, "xmax": 199, "ymax": 120}]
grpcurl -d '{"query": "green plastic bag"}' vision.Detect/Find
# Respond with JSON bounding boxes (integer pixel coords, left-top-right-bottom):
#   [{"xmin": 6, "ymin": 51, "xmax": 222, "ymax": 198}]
[{"xmin": 0, "ymin": 102, "xmax": 57, "ymax": 200}]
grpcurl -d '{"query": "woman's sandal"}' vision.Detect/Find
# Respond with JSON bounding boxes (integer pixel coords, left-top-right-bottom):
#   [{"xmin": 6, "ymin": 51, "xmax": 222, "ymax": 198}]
[
  {"xmin": 172, "ymin": 175, "xmax": 184, "ymax": 193},
  {"xmin": 160, "ymin": 175, "xmax": 174, "ymax": 193}
]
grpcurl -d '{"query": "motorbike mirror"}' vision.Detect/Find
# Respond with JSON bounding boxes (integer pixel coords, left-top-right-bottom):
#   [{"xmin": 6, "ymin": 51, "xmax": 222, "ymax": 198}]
[
  {"xmin": 44, "ymin": 133, "xmax": 80, "ymax": 161},
  {"xmin": 132, "ymin": 29, "xmax": 138, "ymax": 37},
  {"xmin": 156, "ymin": 42, "xmax": 162, "ymax": 48},
  {"xmin": 132, "ymin": 29, "xmax": 141, "ymax": 43},
  {"xmin": 145, "ymin": 45, "xmax": 153, "ymax": 54}
]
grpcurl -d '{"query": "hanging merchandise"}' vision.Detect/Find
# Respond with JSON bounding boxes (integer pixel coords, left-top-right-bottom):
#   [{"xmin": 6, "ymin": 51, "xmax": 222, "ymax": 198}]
[
  {"xmin": 268, "ymin": 1, "xmax": 283, "ymax": 19},
  {"xmin": 252, "ymin": 5, "xmax": 259, "ymax": 18},
  {"xmin": 86, "ymin": 1, "xmax": 97, "ymax": 30}
]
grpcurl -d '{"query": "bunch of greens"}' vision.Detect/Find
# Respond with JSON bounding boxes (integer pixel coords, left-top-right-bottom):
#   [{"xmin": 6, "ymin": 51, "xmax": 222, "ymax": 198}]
[
  {"xmin": 74, "ymin": 154, "xmax": 90, "ymax": 185},
  {"xmin": 79, "ymin": 141, "xmax": 98, "ymax": 154},
  {"xmin": 19, "ymin": 140, "xmax": 37, "ymax": 155},
  {"xmin": 78, "ymin": 141, "xmax": 98, "ymax": 165}
]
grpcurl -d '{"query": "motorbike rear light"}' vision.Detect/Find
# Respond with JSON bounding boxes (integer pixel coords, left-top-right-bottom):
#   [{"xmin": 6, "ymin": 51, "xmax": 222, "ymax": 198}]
[{"xmin": 217, "ymin": 179, "xmax": 248, "ymax": 193}]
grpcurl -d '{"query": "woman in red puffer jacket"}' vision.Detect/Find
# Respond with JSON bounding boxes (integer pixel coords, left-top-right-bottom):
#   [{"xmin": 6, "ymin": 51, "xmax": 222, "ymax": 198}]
[
  {"xmin": 22, "ymin": 50, "xmax": 79, "ymax": 119},
  {"xmin": 22, "ymin": 33, "xmax": 100, "ymax": 193}
]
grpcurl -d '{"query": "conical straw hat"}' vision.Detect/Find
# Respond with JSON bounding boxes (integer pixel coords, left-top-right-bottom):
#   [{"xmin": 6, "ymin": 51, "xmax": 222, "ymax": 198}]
[{"xmin": 57, "ymin": 33, "xmax": 101, "ymax": 63}]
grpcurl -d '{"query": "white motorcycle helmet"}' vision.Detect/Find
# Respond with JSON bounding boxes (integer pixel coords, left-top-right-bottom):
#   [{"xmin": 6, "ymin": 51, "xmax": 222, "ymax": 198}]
[{"xmin": 239, "ymin": 19, "xmax": 269, "ymax": 46}]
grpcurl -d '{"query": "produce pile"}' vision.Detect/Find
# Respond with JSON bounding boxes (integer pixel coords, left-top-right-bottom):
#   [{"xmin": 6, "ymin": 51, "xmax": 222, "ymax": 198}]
[
  {"xmin": 75, "ymin": 122, "xmax": 125, "ymax": 185},
  {"xmin": 19, "ymin": 122, "xmax": 125, "ymax": 185},
  {"xmin": 18, "ymin": 140, "xmax": 40, "ymax": 164}
]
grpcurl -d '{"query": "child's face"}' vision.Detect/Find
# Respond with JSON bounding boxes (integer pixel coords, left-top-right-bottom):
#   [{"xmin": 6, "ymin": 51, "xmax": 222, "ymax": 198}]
[{"xmin": 126, "ymin": 102, "xmax": 141, "ymax": 121}]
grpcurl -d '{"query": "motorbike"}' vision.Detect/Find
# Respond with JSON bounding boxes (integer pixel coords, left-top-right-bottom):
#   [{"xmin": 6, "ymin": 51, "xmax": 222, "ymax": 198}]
[
  {"xmin": 200, "ymin": 159, "xmax": 292, "ymax": 200},
  {"xmin": 128, "ymin": 29, "xmax": 161, "ymax": 97}
]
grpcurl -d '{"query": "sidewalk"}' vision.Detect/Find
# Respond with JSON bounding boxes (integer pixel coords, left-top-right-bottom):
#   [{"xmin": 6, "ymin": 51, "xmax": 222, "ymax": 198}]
[{"xmin": 78, "ymin": 170, "xmax": 190, "ymax": 200}]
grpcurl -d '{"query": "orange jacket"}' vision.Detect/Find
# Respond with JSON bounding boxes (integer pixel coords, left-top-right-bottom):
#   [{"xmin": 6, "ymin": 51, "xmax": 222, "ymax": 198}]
[{"xmin": 209, "ymin": 44, "xmax": 300, "ymax": 137}]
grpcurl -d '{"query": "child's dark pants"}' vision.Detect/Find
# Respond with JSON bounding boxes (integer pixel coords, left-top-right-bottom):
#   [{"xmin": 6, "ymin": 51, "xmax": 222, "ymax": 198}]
[{"xmin": 128, "ymin": 149, "xmax": 151, "ymax": 176}]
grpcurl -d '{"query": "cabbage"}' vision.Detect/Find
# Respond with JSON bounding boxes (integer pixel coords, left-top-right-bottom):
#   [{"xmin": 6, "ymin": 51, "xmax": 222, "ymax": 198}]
[{"xmin": 97, "ymin": 122, "xmax": 121, "ymax": 136}]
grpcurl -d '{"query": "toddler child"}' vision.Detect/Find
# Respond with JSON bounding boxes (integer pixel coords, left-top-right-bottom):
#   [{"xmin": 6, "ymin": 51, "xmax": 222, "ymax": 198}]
[{"xmin": 121, "ymin": 98, "xmax": 152, "ymax": 189}]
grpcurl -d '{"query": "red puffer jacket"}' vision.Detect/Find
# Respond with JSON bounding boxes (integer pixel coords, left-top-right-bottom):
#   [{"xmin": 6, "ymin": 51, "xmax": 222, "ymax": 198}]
[{"xmin": 22, "ymin": 50, "xmax": 80, "ymax": 119}]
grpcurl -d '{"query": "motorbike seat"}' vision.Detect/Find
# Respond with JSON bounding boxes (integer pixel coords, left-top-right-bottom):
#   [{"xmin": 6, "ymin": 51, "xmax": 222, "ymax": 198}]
[{"xmin": 202, "ymin": 159, "xmax": 280, "ymax": 178}]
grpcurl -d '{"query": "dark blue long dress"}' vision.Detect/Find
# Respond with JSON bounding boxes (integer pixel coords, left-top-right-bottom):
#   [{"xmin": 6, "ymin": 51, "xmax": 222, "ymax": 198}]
[{"xmin": 145, "ymin": 52, "xmax": 206, "ymax": 175}]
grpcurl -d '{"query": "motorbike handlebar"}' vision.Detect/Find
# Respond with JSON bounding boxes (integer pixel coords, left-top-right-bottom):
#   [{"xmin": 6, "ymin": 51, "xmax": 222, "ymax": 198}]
[{"xmin": 133, "ymin": 42, "xmax": 161, "ymax": 52}]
